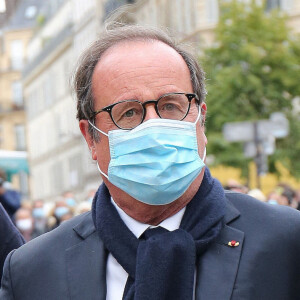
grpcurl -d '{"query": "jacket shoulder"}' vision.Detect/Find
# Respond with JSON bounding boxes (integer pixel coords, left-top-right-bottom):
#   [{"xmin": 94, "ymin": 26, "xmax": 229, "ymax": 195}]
[
  {"xmin": 224, "ymin": 191, "xmax": 300, "ymax": 298},
  {"xmin": 225, "ymin": 190, "xmax": 300, "ymax": 239},
  {"xmin": 9, "ymin": 211, "xmax": 95, "ymax": 265},
  {"xmin": 0, "ymin": 212, "xmax": 103, "ymax": 299}
]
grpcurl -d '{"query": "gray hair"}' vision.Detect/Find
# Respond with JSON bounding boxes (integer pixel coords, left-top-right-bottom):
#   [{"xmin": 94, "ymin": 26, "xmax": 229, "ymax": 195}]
[{"xmin": 73, "ymin": 24, "xmax": 206, "ymax": 140}]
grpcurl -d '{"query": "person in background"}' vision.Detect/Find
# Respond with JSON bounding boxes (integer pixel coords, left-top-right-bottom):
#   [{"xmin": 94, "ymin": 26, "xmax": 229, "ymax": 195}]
[
  {"xmin": 273, "ymin": 183, "xmax": 296, "ymax": 207},
  {"xmin": 20, "ymin": 200, "xmax": 33, "ymax": 211},
  {"xmin": 47, "ymin": 199, "xmax": 73, "ymax": 231},
  {"xmin": 74, "ymin": 201, "xmax": 92, "ymax": 216},
  {"xmin": 59, "ymin": 211, "xmax": 74, "ymax": 223},
  {"xmin": 266, "ymin": 191, "xmax": 281, "ymax": 205},
  {"xmin": 0, "ymin": 204, "xmax": 24, "ymax": 280},
  {"xmin": 247, "ymin": 188, "xmax": 266, "ymax": 202},
  {"xmin": 62, "ymin": 191, "xmax": 76, "ymax": 208},
  {"xmin": 0, "ymin": 175, "xmax": 21, "ymax": 220},
  {"xmin": 31, "ymin": 200, "xmax": 48, "ymax": 238},
  {"xmin": 1, "ymin": 24, "xmax": 300, "ymax": 300},
  {"xmin": 85, "ymin": 189, "xmax": 97, "ymax": 204},
  {"xmin": 224, "ymin": 179, "xmax": 248, "ymax": 194},
  {"xmin": 14, "ymin": 208, "xmax": 34, "ymax": 242},
  {"xmin": 294, "ymin": 189, "xmax": 300, "ymax": 211}
]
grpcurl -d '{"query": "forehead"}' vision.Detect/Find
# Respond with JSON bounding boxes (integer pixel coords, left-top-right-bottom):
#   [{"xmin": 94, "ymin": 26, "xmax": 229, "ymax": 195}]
[{"xmin": 91, "ymin": 40, "xmax": 193, "ymax": 106}]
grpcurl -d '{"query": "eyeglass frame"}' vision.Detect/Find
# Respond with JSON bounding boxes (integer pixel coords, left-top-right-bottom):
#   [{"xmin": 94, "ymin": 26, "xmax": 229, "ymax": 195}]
[{"xmin": 90, "ymin": 92, "xmax": 200, "ymax": 130}]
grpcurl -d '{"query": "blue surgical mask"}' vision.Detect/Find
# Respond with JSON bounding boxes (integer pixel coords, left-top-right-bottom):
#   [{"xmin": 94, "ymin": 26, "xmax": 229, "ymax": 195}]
[
  {"xmin": 32, "ymin": 208, "xmax": 45, "ymax": 219},
  {"xmin": 268, "ymin": 199, "xmax": 278, "ymax": 205},
  {"xmin": 66, "ymin": 198, "xmax": 76, "ymax": 207},
  {"xmin": 54, "ymin": 207, "xmax": 69, "ymax": 219},
  {"xmin": 89, "ymin": 111, "xmax": 205, "ymax": 205}
]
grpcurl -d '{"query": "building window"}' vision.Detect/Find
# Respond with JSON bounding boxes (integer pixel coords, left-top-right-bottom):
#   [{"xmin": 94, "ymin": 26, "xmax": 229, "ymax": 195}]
[
  {"xmin": 69, "ymin": 154, "xmax": 82, "ymax": 188},
  {"xmin": 0, "ymin": 0, "xmax": 6, "ymax": 13},
  {"xmin": 266, "ymin": 0, "xmax": 293, "ymax": 11},
  {"xmin": 43, "ymin": 77, "xmax": 53, "ymax": 108},
  {"xmin": 174, "ymin": 0, "xmax": 183, "ymax": 33},
  {"xmin": 26, "ymin": 90, "xmax": 37, "ymax": 119},
  {"xmin": 11, "ymin": 81, "xmax": 23, "ymax": 107},
  {"xmin": 25, "ymin": 6, "xmax": 37, "ymax": 19},
  {"xmin": 14, "ymin": 124, "xmax": 26, "ymax": 151},
  {"xmin": 266, "ymin": 0, "xmax": 281, "ymax": 10},
  {"xmin": 51, "ymin": 161, "xmax": 64, "ymax": 194},
  {"xmin": 0, "ymin": 124, "xmax": 3, "ymax": 147},
  {"xmin": 19, "ymin": 172, "xmax": 29, "ymax": 198},
  {"xmin": 10, "ymin": 40, "xmax": 24, "ymax": 70},
  {"xmin": 206, "ymin": 0, "xmax": 219, "ymax": 24}
]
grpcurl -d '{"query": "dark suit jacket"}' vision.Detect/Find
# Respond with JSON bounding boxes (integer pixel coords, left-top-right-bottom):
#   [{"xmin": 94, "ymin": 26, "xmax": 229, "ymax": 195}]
[
  {"xmin": 1, "ymin": 192, "xmax": 300, "ymax": 299},
  {"xmin": 0, "ymin": 190, "xmax": 21, "ymax": 219},
  {"xmin": 0, "ymin": 204, "xmax": 24, "ymax": 280}
]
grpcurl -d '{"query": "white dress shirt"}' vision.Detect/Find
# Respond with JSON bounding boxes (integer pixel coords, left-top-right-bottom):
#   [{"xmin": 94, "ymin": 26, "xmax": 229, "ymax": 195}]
[{"xmin": 106, "ymin": 198, "xmax": 186, "ymax": 300}]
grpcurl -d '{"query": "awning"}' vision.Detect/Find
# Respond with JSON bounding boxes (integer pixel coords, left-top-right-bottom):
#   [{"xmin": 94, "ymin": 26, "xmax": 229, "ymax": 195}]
[{"xmin": 0, "ymin": 150, "xmax": 29, "ymax": 181}]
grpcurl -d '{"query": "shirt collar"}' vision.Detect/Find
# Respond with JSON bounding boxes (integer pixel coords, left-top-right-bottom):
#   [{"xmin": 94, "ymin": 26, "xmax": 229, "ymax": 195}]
[{"xmin": 111, "ymin": 198, "xmax": 186, "ymax": 238}]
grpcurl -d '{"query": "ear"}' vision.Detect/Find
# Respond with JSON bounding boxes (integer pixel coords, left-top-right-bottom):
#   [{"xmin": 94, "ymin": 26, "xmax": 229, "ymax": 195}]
[
  {"xmin": 200, "ymin": 102, "xmax": 208, "ymax": 145},
  {"xmin": 79, "ymin": 120, "xmax": 97, "ymax": 160},
  {"xmin": 200, "ymin": 102, "xmax": 207, "ymax": 126}
]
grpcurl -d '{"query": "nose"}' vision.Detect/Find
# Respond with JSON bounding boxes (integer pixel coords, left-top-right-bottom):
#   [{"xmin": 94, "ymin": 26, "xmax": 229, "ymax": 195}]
[{"xmin": 143, "ymin": 103, "xmax": 160, "ymax": 121}]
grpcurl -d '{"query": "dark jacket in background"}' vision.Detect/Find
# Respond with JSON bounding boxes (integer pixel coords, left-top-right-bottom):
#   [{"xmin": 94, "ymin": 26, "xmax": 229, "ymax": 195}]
[
  {"xmin": 0, "ymin": 204, "xmax": 24, "ymax": 280},
  {"xmin": 0, "ymin": 190, "xmax": 21, "ymax": 219}
]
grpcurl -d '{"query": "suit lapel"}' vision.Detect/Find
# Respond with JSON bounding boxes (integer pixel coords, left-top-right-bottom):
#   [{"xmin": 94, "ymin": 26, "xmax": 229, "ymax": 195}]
[
  {"xmin": 65, "ymin": 214, "xmax": 107, "ymax": 300},
  {"xmin": 195, "ymin": 199, "xmax": 244, "ymax": 300}
]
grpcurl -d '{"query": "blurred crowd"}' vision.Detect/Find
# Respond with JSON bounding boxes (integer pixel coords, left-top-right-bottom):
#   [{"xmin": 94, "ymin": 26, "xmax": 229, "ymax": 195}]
[
  {"xmin": 1, "ymin": 184, "xmax": 95, "ymax": 242},
  {"xmin": 9, "ymin": 180, "xmax": 300, "ymax": 243},
  {"xmin": 224, "ymin": 179, "xmax": 300, "ymax": 210}
]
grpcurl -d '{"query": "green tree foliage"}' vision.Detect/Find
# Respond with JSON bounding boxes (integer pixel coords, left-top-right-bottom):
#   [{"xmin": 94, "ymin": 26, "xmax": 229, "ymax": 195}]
[{"xmin": 202, "ymin": 0, "xmax": 300, "ymax": 177}]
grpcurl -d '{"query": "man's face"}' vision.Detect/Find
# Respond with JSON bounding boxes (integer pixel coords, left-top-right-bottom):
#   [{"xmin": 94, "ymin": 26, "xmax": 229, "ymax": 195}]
[{"xmin": 80, "ymin": 40, "xmax": 207, "ymax": 224}]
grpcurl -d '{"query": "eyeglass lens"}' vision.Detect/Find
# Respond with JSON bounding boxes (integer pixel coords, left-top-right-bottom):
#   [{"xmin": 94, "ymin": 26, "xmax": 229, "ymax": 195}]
[{"xmin": 111, "ymin": 94, "xmax": 192, "ymax": 129}]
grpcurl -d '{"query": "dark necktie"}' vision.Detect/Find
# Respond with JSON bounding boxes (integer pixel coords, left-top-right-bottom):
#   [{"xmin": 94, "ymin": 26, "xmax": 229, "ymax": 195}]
[{"xmin": 141, "ymin": 226, "xmax": 168, "ymax": 239}]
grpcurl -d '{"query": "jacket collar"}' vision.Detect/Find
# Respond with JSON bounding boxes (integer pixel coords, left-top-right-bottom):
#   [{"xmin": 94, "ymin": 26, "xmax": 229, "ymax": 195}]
[
  {"xmin": 195, "ymin": 195, "xmax": 244, "ymax": 299},
  {"xmin": 66, "ymin": 213, "xmax": 107, "ymax": 300},
  {"xmin": 72, "ymin": 211, "xmax": 95, "ymax": 239}
]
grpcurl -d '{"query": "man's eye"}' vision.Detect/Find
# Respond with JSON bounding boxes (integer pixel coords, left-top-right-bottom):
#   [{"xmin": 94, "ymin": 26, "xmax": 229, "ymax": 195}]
[
  {"xmin": 123, "ymin": 109, "xmax": 135, "ymax": 118},
  {"xmin": 164, "ymin": 103, "xmax": 175, "ymax": 111}
]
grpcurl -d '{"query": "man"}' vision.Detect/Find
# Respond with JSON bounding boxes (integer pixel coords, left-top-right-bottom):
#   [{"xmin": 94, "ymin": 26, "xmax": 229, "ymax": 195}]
[
  {"xmin": 1, "ymin": 24, "xmax": 300, "ymax": 300},
  {"xmin": 14, "ymin": 208, "xmax": 35, "ymax": 242},
  {"xmin": 0, "ymin": 204, "xmax": 24, "ymax": 280},
  {"xmin": 31, "ymin": 200, "xmax": 48, "ymax": 238}
]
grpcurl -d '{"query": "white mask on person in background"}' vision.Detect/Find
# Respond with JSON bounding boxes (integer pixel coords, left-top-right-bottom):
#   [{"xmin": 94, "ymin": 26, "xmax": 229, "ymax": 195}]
[{"xmin": 16, "ymin": 219, "xmax": 32, "ymax": 231}]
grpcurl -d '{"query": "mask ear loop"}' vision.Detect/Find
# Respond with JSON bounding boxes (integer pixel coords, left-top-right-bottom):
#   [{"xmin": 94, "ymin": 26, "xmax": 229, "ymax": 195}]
[
  {"xmin": 194, "ymin": 104, "xmax": 206, "ymax": 163},
  {"xmin": 193, "ymin": 104, "xmax": 202, "ymax": 125},
  {"xmin": 97, "ymin": 162, "xmax": 109, "ymax": 179},
  {"xmin": 80, "ymin": 100, "xmax": 109, "ymax": 137},
  {"xmin": 202, "ymin": 147, "xmax": 206, "ymax": 162},
  {"xmin": 88, "ymin": 120, "xmax": 108, "ymax": 137},
  {"xmin": 80, "ymin": 103, "xmax": 110, "ymax": 178}
]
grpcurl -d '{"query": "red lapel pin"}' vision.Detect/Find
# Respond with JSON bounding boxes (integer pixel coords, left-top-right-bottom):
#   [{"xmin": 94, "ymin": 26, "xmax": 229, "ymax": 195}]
[{"xmin": 228, "ymin": 240, "xmax": 239, "ymax": 247}]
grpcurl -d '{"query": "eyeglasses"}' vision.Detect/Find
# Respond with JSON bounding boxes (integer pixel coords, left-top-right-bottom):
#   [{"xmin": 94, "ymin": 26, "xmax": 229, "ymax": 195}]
[{"xmin": 90, "ymin": 92, "xmax": 200, "ymax": 130}]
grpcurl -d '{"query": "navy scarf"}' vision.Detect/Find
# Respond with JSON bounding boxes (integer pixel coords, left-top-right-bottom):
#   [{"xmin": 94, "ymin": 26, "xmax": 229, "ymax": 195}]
[{"xmin": 92, "ymin": 169, "xmax": 225, "ymax": 300}]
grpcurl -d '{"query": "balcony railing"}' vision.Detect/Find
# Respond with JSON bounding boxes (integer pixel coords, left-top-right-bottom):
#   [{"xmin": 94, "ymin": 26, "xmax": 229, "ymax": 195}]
[
  {"xmin": 0, "ymin": 102, "xmax": 25, "ymax": 114},
  {"xmin": 23, "ymin": 23, "xmax": 73, "ymax": 78}
]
